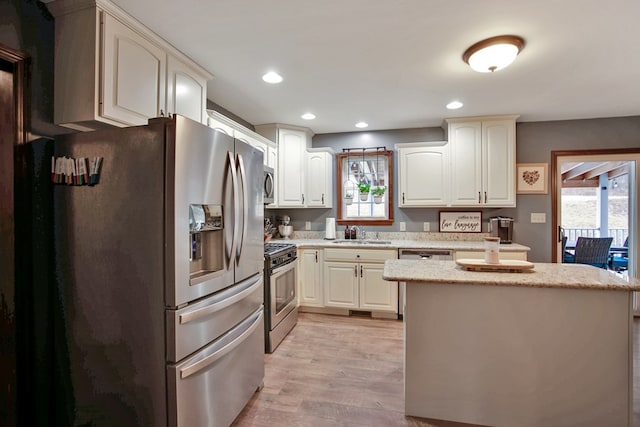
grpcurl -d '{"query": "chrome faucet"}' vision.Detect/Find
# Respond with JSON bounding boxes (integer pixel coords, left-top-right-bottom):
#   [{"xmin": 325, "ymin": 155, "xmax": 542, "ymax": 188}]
[{"xmin": 358, "ymin": 226, "xmax": 366, "ymax": 240}]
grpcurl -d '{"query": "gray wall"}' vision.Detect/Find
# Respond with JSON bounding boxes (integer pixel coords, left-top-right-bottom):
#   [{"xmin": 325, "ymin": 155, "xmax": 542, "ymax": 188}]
[
  {"xmin": 270, "ymin": 116, "xmax": 640, "ymax": 262},
  {"xmin": 515, "ymin": 117, "xmax": 640, "ymax": 262}
]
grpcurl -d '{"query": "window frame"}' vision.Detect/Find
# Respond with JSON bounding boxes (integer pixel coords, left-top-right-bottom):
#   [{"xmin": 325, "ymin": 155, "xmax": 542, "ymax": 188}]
[{"xmin": 336, "ymin": 150, "xmax": 394, "ymax": 226}]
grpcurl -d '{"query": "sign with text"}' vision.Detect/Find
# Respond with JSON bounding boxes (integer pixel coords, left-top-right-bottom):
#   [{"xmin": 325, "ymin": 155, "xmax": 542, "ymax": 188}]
[{"xmin": 439, "ymin": 211, "xmax": 482, "ymax": 233}]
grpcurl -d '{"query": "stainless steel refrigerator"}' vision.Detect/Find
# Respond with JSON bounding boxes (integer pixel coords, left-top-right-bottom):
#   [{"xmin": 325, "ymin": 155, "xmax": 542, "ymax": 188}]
[{"xmin": 53, "ymin": 115, "xmax": 265, "ymax": 426}]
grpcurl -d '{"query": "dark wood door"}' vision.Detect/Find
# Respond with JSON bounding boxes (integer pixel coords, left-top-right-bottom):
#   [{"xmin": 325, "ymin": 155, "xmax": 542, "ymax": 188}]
[{"xmin": 0, "ymin": 43, "xmax": 27, "ymax": 427}]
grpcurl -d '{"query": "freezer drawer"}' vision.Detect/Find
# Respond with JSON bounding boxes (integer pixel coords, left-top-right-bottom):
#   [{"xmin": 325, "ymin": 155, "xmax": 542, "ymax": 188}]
[
  {"xmin": 166, "ymin": 274, "xmax": 263, "ymax": 362},
  {"xmin": 167, "ymin": 307, "xmax": 265, "ymax": 427}
]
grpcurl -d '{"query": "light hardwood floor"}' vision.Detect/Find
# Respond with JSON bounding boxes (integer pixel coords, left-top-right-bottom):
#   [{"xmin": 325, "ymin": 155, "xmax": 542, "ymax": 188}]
[{"xmin": 233, "ymin": 313, "xmax": 640, "ymax": 427}]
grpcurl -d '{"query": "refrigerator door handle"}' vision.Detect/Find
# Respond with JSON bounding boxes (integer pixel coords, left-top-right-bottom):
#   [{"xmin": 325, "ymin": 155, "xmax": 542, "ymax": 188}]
[
  {"xmin": 180, "ymin": 308, "xmax": 263, "ymax": 379},
  {"xmin": 228, "ymin": 151, "xmax": 240, "ymax": 264},
  {"xmin": 178, "ymin": 276, "xmax": 263, "ymax": 324},
  {"xmin": 236, "ymin": 153, "xmax": 248, "ymax": 263}
]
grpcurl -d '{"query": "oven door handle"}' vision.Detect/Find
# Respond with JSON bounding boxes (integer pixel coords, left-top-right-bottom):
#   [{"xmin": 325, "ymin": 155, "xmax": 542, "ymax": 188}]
[
  {"xmin": 180, "ymin": 309, "xmax": 263, "ymax": 379},
  {"xmin": 179, "ymin": 276, "xmax": 263, "ymax": 324},
  {"xmin": 271, "ymin": 258, "xmax": 296, "ymax": 277}
]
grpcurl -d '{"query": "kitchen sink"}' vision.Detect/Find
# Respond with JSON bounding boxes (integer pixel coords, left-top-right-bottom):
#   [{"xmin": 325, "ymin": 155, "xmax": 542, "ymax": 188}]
[{"xmin": 331, "ymin": 240, "xmax": 392, "ymax": 245}]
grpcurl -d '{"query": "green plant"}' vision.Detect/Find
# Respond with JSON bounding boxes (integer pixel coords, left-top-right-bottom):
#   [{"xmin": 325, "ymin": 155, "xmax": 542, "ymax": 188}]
[
  {"xmin": 344, "ymin": 192, "xmax": 353, "ymax": 199},
  {"xmin": 372, "ymin": 186, "xmax": 386, "ymax": 196},
  {"xmin": 357, "ymin": 183, "xmax": 370, "ymax": 194}
]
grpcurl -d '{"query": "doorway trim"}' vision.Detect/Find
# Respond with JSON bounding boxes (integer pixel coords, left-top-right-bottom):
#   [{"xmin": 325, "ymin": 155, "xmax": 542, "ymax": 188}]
[{"xmin": 0, "ymin": 44, "xmax": 29, "ymax": 144}]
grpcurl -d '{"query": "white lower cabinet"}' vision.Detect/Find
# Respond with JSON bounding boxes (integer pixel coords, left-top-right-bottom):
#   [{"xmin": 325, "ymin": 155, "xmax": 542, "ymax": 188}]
[
  {"xmin": 323, "ymin": 248, "xmax": 398, "ymax": 314},
  {"xmin": 298, "ymin": 249, "xmax": 323, "ymax": 307},
  {"xmin": 323, "ymin": 262, "xmax": 359, "ymax": 308}
]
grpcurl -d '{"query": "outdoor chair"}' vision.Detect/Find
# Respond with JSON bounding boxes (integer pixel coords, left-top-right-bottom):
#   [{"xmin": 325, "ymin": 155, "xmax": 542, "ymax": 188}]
[
  {"xmin": 565, "ymin": 237, "xmax": 613, "ymax": 269},
  {"xmin": 610, "ymin": 237, "xmax": 629, "ymax": 271}
]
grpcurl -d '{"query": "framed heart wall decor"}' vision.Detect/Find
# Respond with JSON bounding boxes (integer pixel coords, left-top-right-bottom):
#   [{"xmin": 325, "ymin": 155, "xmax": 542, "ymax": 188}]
[{"xmin": 516, "ymin": 163, "xmax": 548, "ymax": 194}]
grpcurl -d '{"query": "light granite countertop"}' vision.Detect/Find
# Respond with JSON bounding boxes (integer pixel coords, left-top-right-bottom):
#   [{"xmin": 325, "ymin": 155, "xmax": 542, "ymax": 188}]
[
  {"xmin": 271, "ymin": 238, "xmax": 530, "ymax": 252},
  {"xmin": 383, "ymin": 259, "xmax": 640, "ymax": 291}
]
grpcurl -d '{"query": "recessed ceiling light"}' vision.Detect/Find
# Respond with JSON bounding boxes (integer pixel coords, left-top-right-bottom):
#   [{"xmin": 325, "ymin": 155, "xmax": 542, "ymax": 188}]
[
  {"xmin": 301, "ymin": 113, "xmax": 316, "ymax": 120},
  {"xmin": 446, "ymin": 101, "xmax": 464, "ymax": 110},
  {"xmin": 462, "ymin": 35, "xmax": 525, "ymax": 73},
  {"xmin": 355, "ymin": 122, "xmax": 368, "ymax": 128},
  {"xmin": 262, "ymin": 71, "xmax": 283, "ymax": 84}
]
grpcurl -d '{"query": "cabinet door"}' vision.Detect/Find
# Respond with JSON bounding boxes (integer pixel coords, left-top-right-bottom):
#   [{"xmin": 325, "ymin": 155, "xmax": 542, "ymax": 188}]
[
  {"xmin": 277, "ymin": 128, "xmax": 308, "ymax": 206},
  {"xmin": 483, "ymin": 119, "xmax": 516, "ymax": 207},
  {"xmin": 449, "ymin": 121, "xmax": 483, "ymax": 206},
  {"xmin": 323, "ymin": 262, "xmax": 358, "ymax": 308},
  {"xmin": 235, "ymin": 130, "xmax": 267, "ymax": 164},
  {"xmin": 298, "ymin": 249, "xmax": 323, "ymax": 306},
  {"xmin": 306, "ymin": 151, "xmax": 333, "ymax": 207},
  {"xmin": 207, "ymin": 117, "xmax": 234, "ymax": 136},
  {"xmin": 166, "ymin": 55, "xmax": 207, "ymax": 124},
  {"xmin": 266, "ymin": 145, "xmax": 277, "ymax": 169},
  {"xmin": 358, "ymin": 263, "xmax": 398, "ymax": 312},
  {"xmin": 101, "ymin": 13, "xmax": 166, "ymax": 125},
  {"xmin": 398, "ymin": 143, "xmax": 449, "ymax": 207}
]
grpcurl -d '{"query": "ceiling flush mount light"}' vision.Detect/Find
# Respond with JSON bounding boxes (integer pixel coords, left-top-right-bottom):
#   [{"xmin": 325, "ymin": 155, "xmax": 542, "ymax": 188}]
[
  {"xmin": 262, "ymin": 71, "xmax": 283, "ymax": 84},
  {"xmin": 462, "ymin": 35, "xmax": 525, "ymax": 73},
  {"xmin": 355, "ymin": 122, "xmax": 368, "ymax": 129},
  {"xmin": 446, "ymin": 101, "xmax": 463, "ymax": 110},
  {"xmin": 301, "ymin": 113, "xmax": 316, "ymax": 120}
]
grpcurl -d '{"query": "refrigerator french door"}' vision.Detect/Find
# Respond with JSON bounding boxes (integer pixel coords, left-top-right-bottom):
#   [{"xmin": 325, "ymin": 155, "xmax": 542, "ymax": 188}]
[{"xmin": 53, "ymin": 115, "xmax": 264, "ymax": 427}]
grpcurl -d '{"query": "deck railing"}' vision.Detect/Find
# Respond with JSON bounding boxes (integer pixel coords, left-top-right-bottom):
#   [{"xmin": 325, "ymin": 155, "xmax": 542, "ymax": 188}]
[{"xmin": 562, "ymin": 227, "xmax": 628, "ymax": 246}]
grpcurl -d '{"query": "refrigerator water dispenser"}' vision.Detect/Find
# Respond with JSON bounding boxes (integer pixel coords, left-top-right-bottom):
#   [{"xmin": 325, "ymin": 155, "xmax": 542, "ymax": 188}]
[{"xmin": 189, "ymin": 204, "xmax": 224, "ymax": 283}]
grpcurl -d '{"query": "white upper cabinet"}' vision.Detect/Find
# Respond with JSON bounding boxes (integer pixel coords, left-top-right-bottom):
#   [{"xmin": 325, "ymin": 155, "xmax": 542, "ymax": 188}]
[
  {"xmin": 206, "ymin": 113, "xmax": 235, "ymax": 137},
  {"xmin": 101, "ymin": 13, "xmax": 166, "ymax": 126},
  {"xmin": 166, "ymin": 55, "xmax": 208, "ymax": 124},
  {"xmin": 50, "ymin": 0, "xmax": 212, "ymax": 131},
  {"xmin": 278, "ymin": 128, "xmax": 308, "ymax": 207},
  {"xmin": 256, "ymin": 124, "xmax": 326, "ymax": 209},
  {"xmin": 396, "ymin": 141, "xmax": 450, "ymax": 207},
  {"xmin": 206, "ymin": 110, "xmax": 276, "ymax": 165},
  {"xmin": 445, "ymin": 115, "xmax": 518, "ymax": 207},
  {"xmin": 306, "ymin": 149, "xmax": 334, "ymax": 208}
]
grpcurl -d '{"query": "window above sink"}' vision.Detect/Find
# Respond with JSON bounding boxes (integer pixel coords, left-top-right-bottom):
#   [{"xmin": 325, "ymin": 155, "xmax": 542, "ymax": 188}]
[{"xmin": 336, "ymin": 149, "xmax": 394, "ymax": 226}]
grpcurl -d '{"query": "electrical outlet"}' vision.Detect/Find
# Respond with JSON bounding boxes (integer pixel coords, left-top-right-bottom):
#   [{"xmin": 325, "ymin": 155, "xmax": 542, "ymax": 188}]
[
  {"xmin": 400, "ymin": 222, "xmax": 406, "ymax": 231},
  {"xmin": 423, "ymin": 222, "xmax": 430, "ymax": 231},
  {"xmin": 305, "ymin": 221, "xmax": 311, "ymax": 230},
  {"xmin": 531, "ymin": 213, "xmax": 546, "ymax": 223}
]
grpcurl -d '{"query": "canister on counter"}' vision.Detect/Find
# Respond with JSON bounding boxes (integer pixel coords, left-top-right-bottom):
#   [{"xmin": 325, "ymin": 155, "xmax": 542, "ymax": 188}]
[{"xmin": 484, "ymin": 237, "xmax": 500, "ymax": 264}]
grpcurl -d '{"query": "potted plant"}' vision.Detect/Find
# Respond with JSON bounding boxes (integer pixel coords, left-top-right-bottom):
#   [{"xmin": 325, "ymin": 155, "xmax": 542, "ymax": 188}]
[
  {"xmin": 344, "ymin": 191, "xmax": 354, "ymax": 205},
  {"xmin": 372, "ymin": 186, "xmax": 386, "ymax": 203},
  {"xmin": 357, "ymin": 183, "xmax": 370, "ymax": 201}
]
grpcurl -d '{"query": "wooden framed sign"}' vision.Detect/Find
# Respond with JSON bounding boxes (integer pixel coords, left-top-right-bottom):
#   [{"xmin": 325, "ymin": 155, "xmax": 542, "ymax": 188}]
[{"xmin": 439, "ymin": 211, "xmax": 482, "ymax": 233}]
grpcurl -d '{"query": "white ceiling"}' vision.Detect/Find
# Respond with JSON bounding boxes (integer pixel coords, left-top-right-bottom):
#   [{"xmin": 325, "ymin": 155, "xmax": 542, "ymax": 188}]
[{"xmin": 109, "ymin": 0, "xmax": 640, "ymax": 134}]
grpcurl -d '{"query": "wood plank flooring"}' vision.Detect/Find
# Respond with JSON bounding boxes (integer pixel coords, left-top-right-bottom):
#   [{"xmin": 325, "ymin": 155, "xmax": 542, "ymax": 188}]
[{"xmin": 233, "ymin": 313, "xmax": 640, "ymax": 427}]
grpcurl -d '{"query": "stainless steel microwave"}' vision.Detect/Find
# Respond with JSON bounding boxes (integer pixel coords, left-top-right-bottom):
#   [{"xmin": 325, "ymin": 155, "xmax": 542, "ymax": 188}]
[{"xmin": 263, "ymin": 166, "xmax": 274, "ymax": 204}]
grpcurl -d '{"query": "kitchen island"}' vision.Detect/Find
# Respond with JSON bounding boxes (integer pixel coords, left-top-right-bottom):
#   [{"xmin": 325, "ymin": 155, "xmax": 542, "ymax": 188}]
[{"xmin": 383, "ymin": 260, "xmax": 640, "ymax": 427}]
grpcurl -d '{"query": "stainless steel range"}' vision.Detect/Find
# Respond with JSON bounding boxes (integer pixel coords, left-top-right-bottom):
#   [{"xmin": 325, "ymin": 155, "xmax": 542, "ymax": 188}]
[{"xmin": 264, "ymin": 242, "xmax": 298, "ymax": 353}]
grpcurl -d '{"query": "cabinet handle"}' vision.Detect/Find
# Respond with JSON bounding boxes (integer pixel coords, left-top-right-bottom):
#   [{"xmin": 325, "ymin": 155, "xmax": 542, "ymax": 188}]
[
  {"xmin": 321, "ymin": 194, "xmax": 324, "ymax": 204},
  {"xmin": 354, "ymin": 265, "xmax": 358, "ymax": 277},
  {"xmin": 484, "ymin": 191, "xmax": 487, "ymax": 203},
  {"xmin": 402, "ymin": 192, "xmax": 405, "ymax": 204},
  {"xmin": 478, "ymin": 192, "xmax": 481, "ymax": 203},
  {"xmin": 302, "ymin": 194, "xmax": 305, "ymax": 204},
  {"xmin": 360, "ymin": 265, "xmax": 363, "ymax": 278},
  {"xmin": 315, "ymin": 251, "xmax": 318, "ymax": 263}
]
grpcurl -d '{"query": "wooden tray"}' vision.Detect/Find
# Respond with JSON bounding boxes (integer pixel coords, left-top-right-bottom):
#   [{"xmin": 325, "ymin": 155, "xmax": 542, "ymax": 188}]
[{"xmin": 456, "ymin": 258, "xmax": 535, "ymax": 272}]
